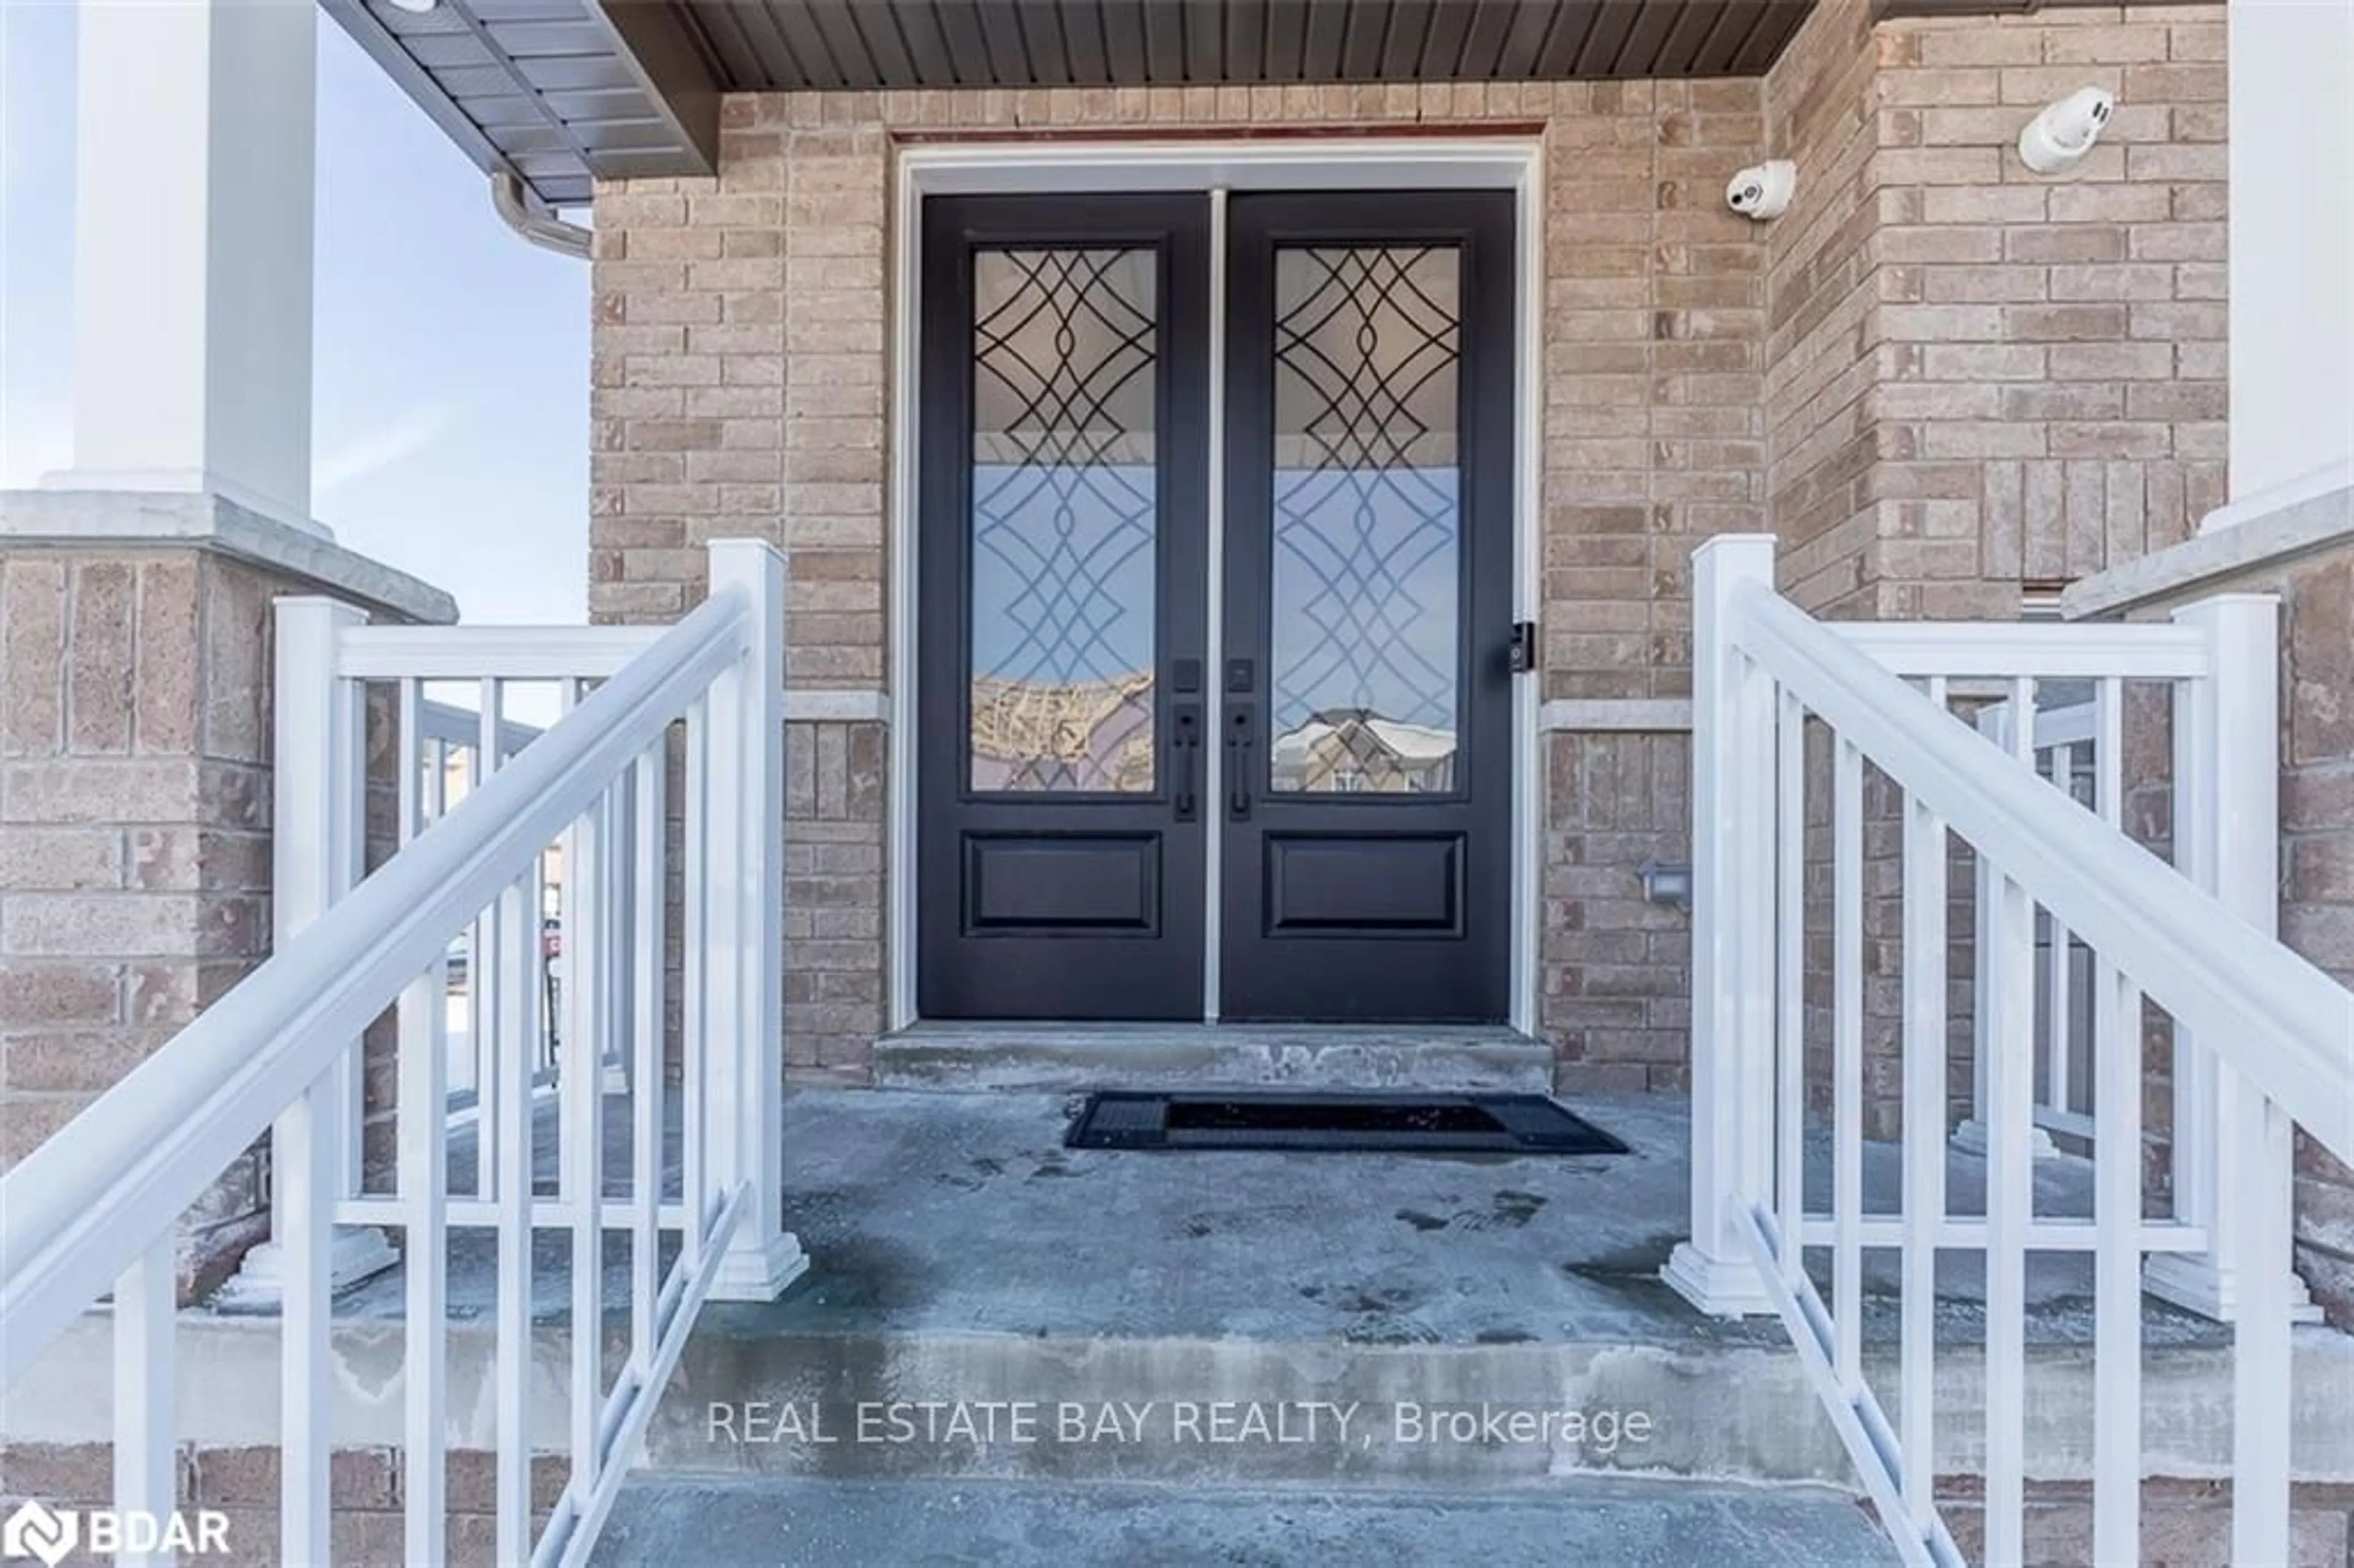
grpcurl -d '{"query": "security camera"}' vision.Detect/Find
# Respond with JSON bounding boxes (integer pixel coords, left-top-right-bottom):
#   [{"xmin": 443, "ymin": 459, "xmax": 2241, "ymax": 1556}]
[
  {"xmin": 2018, "ymin": 86, "xmax": 2115, "ymax": 174},
  {"xmin": 1725, "ymin": 160, "xmax": 1796, "ymax": 221}
]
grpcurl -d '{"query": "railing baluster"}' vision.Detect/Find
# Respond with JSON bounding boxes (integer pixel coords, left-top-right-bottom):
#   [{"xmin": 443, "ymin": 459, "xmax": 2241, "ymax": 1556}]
[
  {"xmin": 681, "ymin": 698, "xmax": 710, "ymax": 1257},
  {"xmin": 2044, "ymin": 739, "xmax": 2076, "ymax": 1124},
  {"xmin": 1986, "ymin": 864, "xmax": 2035, "ymax": 1566},
  {"xmin": 557, "ymin": 678, "xmax": 581, "ymax": 1168},
  {"xmin": 477, "ymin": 678, "xmax": 505, "ymax": 1199},
  {"xmin": 113, "ymin": 1235, "xmax": 177, "ymax": 1568},
  {"xmin": 396, "ymin": 677, "xmax": 452, "ymax": 1562},
  {"xmin": 1775, "ymin": 688, "xmax": 1805, "ymax": 1285},
  {"xmin": 400, "ymin": 950, "xmax": 452, "ymax": 1564},
  {"xmin": 2232, "ymin": 1090, "xmax": 2295, "ymax": 1565},
  {"xmin": 565, "ymin": 783, "xmax": 606, "ymax": 1509},
  {"xmin": 278, "ymin": 1072, "xmax": 337, "ymax": 1566},
  {"xmin": 1832, "ymin": 737, "xmax": 1864, "ymax": 1391},
  {"xmin": 1964, "ymin": 704, "xmax": 2002, "ymax": 1159},
  {"xmin": 2093, "ymin": 972, "xmax": 2143, "ymax": 1565},
  {"xmin": 1900, "ymin": 761, "xmax": 1948, "ymax": 1537},
  {"xmin": 1981, "ymin": 676, "xmax": 2038, "ymax": 1565},
  {"xmin": 2093, "ymin": 679, "xmax": 2122, "ymax": 835},
  {"xmin": 495, "ymin": 875, "xmax": 539, "ymax": 1566},
  {"xmin": 601, "ymin": 735, "xmax": 629, "ymax": 1100},
  {"xmin": 2086, "ymin": 674, "xmax": 2142, "ymax": 1564},
  {"xmin": 630, "ymin": 746, "xmax": 666, "ymax": 1369}
]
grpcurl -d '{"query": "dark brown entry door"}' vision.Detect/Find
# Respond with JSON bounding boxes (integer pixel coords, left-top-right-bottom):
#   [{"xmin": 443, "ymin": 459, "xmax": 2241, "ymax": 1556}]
[
  {"xmin": 915, "ymin": 194, "xmax": 1211, "ymax": 1019},
  {"xmin": 1217, "ymin": 191, "xmax": 1515, "ymax": 1022}
]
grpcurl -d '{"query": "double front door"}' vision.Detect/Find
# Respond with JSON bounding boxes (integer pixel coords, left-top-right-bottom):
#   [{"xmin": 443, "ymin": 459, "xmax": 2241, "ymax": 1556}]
[{"xmin": 916, "ymin": 189, "xmax": 1515, "ymax": 1022}]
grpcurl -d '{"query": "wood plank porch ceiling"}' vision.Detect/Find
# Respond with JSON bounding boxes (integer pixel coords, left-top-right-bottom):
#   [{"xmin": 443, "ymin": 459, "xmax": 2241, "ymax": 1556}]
[{"xmin": 326, "ymin": 0, "xmax": 2179, "ymax": 211}]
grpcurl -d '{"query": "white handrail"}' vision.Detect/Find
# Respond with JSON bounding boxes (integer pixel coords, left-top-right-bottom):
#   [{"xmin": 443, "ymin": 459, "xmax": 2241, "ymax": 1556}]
[
  {"xmin": 0, "ymin": 587, "xmax": 750, "ymax": 1382},
  {"xmin": 1729, "ymin": 579, "xmax": 2354, "ymax": 1164},
  {"xmin": 1685, "ymin": 537, "xmax": 2334, "ymax": 1566}
]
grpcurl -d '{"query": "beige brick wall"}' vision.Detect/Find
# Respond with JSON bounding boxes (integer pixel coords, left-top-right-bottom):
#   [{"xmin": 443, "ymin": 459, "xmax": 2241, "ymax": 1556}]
[
  {"xmin": 592, "ymin": 80, "xmax": 1772, "ymax": 1086},
  {"xmin": 0, "ymin": 1441, "xmax": 562, "ymax": 1567},
  {"xmin": 1767, "ymin": 0, "xmax": 2228, "ymax": 621},
  {"xmin": 0, "ymin": 549, "xmax": 283, "ymax": 1295},
  {"xmin": 588, "ymin": 7, "xmax": 2226, "ymax": 1087}
]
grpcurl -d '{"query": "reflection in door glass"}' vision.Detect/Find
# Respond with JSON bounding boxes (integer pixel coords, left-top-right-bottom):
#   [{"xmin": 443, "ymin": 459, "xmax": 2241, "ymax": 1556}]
[
  {"xmin": 1268, "ymin": 245, "xmax": 1461, "ymax": 795},
  {"xmin": 969, "ymin": 248, "xmax": 1158, "ymax": 793}
]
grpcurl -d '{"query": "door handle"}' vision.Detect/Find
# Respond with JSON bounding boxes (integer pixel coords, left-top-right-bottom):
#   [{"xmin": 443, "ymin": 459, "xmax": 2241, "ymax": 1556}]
[
  {"xmin": 1225, "ymin": 705, "xmax": 1254, "ymax": 821},
  {"xmin": 1171, "ymin": 705, "xmax": 1200, "ymax": 822}
]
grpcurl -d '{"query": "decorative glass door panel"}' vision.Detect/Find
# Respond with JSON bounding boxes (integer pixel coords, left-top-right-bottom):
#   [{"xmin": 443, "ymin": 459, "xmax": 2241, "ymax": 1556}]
[
  {"xmin": 969, "ymin": 248, "xmax": 1159, "ymax": 794},
  {"xmin": 916, "ymin": 196, "xmax": 1209, "ymax": 1022},
  {"xmin": 1220, "ymin": 192, "xmax": 1513, "ymax": 1023},
  {"xmin": 1268, "ymin": 245, "xmax": 1463, "ymax": 796}
]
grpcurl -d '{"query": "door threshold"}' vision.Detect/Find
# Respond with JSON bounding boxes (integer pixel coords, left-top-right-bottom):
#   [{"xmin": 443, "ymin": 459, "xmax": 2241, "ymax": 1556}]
[{"xmin": 872, "ymin": 1021, "xmax": 1552, "ymax": 1094}]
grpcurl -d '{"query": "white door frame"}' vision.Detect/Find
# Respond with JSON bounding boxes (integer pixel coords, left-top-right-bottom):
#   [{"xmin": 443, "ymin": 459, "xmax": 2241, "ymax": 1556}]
[{"xmin": 886, "ymin": 135, "xmax": 1546, "ymax": 1035}]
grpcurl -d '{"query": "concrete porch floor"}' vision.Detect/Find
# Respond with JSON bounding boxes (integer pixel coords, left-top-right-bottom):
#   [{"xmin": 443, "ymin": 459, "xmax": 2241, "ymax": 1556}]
[{"xmin": 313, "ymin": 1086, "xmax": 2228, "ymax": 1352}]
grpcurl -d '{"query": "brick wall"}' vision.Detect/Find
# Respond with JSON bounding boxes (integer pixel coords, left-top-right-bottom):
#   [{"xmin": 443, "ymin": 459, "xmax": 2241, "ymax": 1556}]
[
  {"xmin": 592, "ymin": 80, "xmax": 1773, "ymax": 1086},
  {"xmin": 0, "ymin": 1441, "xmax": 562, "ymax": 1567},
  {"xmin": 1762, "ymin": 0, "xmax": 1883, "ymax": 615},
  {"xmin": 0, "ymin": 549, "xmax": 279, "ymax": 1296},
  {"xmin": 588, "ymin": 6, "xmax": 2228, "ymax": 1086},
  {"xmin": 1767, "ymin": 0, "xmax": 2228, "ymax": 622}
]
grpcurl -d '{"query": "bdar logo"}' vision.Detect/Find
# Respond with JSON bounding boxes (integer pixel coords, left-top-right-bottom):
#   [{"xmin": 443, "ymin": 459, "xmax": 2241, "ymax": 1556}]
[{"xmin": 1, "ymin": 1500, "xmax": 77, "ymax": 1567}]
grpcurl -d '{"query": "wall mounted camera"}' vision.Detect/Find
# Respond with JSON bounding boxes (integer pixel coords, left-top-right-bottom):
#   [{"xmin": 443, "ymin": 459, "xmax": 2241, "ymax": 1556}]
[
  {"xmin": 2018, "ymin": 86, "xmax": 2116, "ymax": 175},
  {"xmin": 1725, "ymin": 160, "xmax": 1796, "ymax": 221}
]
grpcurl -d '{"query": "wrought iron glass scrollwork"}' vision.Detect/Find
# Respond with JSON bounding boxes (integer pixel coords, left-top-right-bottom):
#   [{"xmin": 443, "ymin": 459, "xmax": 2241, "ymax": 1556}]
[
  {"xmin": 967, "ymin": 247, "xmax": 1159, "ymax": 793},
  {"xmin": 1267, "ymin": 245, "xmax": 1463, "ymax": 796}
]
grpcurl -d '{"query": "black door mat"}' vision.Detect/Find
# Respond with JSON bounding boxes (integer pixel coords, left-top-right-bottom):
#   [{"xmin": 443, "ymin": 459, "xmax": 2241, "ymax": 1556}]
[{"xmin": 1064, "ymin": 1090, "xmax": 1628, "ymax": 1155}]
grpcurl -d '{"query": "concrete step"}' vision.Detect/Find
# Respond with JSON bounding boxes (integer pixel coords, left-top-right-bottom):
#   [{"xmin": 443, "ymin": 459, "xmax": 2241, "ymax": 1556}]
[
  {"xmin": 585, "ymin": 1474, "xmax": 1902, "ymax": 1567},
  {"xmin": 870, "ymin": 1022, "xmax": 1556, "ymax": 1092}
]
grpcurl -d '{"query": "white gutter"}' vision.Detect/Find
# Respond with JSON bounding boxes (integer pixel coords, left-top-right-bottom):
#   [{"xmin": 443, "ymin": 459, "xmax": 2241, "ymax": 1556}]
[{"xmin": 490, "ymin": 171, "xmax": 592, "ymax": 261}]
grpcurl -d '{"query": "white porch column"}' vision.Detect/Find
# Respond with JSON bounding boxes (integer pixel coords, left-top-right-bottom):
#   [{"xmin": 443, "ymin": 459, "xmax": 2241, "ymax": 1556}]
[
  {"xmin": 2224, "ymin": 0, "xmax": 2354, "ymax": 506},
  {"xmin": 1663, "ymin": 535, "xmax": 1778, "ymax": 1318},
  {"xmin": 47, "ymin": 0, "xmax": 318, "ymax": 527}
]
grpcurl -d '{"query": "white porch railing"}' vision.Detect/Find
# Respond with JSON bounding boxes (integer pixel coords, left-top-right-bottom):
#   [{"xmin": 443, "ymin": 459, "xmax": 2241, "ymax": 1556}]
[
  {"xmin": 0, "ymin": 540, "xmax": 799, "ymax": 1567},
  {"xmin": 1669, "ymin": 535, "xmax": 2354, "ymax": 1567}
]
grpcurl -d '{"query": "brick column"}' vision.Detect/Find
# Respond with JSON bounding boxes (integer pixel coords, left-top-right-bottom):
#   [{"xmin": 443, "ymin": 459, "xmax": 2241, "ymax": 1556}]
[{"xmin": 0, "ymin": 490, "xmax": 453, "ymax": 1298}]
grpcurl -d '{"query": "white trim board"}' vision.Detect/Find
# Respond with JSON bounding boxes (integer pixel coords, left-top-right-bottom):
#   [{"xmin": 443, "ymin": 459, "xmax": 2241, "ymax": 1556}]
[{"xmin": 886, "ymin": 136, "xmax": 1545, "ymax": 1034}]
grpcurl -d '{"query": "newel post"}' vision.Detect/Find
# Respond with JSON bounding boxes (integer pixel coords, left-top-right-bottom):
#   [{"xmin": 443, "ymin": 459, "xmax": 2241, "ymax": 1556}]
[
  {"xmin": 1664, "ymin": 535, "xmax": 1780, "ymax": 1318},
  {"xmin": 218, "ymin": 595, "xmax": 400, "ymax": 1309},
  {"xmin": 2145, "ymin": 592, "xmax": 2313, "ymax": 1329},
  {"xmin": 703, "ymin": 539, "xmax": 809, "ymax": 1301}
]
